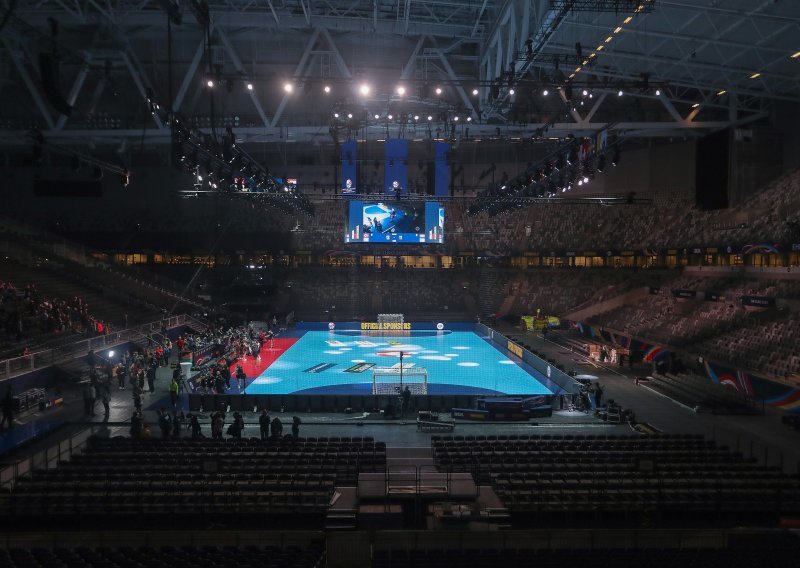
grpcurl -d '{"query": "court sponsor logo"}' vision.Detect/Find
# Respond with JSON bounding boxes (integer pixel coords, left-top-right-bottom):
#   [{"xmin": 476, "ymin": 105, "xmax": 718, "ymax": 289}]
[
  {"xmin": 507, "ymin": 341, "xmax": 524, "ymax": 358},
  {"xmin": 344, "ymin": 362, "xmax": 376, "ymax": 373},
  {"xmin": 360, "ymin": 322, "xmax": 412, "ymax": 330},
  {"xmin": 326, "ymin": 340, "xmax": 347, "ymax": 346},
  {"xmin": 303, "ymin": 363, "xmax": 337, "ymax": 373}
]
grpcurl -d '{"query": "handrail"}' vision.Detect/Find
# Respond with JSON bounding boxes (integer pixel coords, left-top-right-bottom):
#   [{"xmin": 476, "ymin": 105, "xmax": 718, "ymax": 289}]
[{"xmin": 0, "ymin": 314, "xmax": 195, "ymax": 383}]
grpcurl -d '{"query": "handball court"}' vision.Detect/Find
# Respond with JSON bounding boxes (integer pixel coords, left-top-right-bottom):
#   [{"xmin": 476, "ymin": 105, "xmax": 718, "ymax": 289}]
[{"xmin": 230, "ymin": 329, "xmax": 558, "ymax": 397}]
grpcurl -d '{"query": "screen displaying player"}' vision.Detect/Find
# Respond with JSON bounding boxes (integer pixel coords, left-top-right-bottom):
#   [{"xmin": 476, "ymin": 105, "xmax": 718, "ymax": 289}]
[{"xmin": 345, "ymin": 201, "xmax": 444, "ymax": 244}]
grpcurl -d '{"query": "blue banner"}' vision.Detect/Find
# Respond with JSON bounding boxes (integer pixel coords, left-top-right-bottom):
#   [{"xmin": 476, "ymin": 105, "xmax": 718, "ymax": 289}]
[
  {"xmin": 435, "ymin": 142, "xmax": 450, "ymax": 197},
  {"xmin": 341, "ymin": 139, "xmax": 357, "ymax": 195},
  {"xmin": 384, "ymin": 139, "xmax": 408, "ymax": 196}
]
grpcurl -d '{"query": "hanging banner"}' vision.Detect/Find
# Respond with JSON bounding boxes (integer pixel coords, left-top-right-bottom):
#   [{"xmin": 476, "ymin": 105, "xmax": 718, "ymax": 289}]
[
  {"xmin": 341, "ymin": 139, "xmax": 357, "ymax": 195},
  {"xmin": 435, "ymin": 141, "xmax": 450, "ymax": 197},
  {"xmin": 384, "ymin": 139, "xmax": 408, "ymax": 196}
]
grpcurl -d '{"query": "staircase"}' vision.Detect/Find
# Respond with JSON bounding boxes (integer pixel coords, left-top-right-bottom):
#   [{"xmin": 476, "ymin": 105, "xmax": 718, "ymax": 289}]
[
  {"xmin": 563, "ymin": 286, "xmax": 651, "ymax": 323},
  {"xmin": 477, "ymin": 267, "xmax": 502, "ymax": 318}
]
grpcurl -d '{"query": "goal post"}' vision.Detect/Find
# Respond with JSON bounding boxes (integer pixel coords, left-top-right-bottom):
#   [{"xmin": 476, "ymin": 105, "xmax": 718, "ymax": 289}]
[{"xmin": 372, "ymin": 366, "xmax": 428, "ymax": 395}]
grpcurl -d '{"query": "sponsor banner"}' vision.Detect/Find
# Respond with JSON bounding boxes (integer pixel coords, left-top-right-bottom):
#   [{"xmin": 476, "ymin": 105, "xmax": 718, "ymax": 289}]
[
  {"xmin": 672, "ymin": 289, "xmax": 696, "ymax": 299},
  {"xmin": 741, "ymin": 296, "xmax": 776, "ymax": 308},
  {"xmin": 507, "ymin": 341, "xmax": 524, "ymax": 358},
  {"xmin": 303, "ymin": 363, "xmax": 337, "ymax": 374},
  {"xmin": 361, "ymin": 322, "xmax": 412, "ymax": 330},
  {"xmin": 344, "ymin": 362, "xmax": 376, "ymax": 373}
]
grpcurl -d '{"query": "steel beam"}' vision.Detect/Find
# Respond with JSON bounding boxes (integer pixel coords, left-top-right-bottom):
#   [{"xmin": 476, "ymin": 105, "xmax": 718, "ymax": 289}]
[
  {"xmin": 271, "ymin": 29, "xmax": 321, "ymax": 128},
  {"xmin": 217, "ymin": 27, "xmax": 271, "ymax": 127},
  {"xmin": 54, "ymin": 58, "xmax": 91, "ymax": 130},
  {"xmin": 4, "ymin": 39, "xmax": 55, "ymax": 130}
]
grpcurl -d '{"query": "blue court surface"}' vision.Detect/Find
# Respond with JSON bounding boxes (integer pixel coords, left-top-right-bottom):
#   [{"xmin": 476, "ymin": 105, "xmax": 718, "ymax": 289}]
[{"xmin": 246, "ymin": 330, "xmax": 555, "ymax": 396}]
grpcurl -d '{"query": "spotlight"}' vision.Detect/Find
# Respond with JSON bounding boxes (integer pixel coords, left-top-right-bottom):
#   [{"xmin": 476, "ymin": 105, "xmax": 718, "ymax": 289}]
[
  {"xmin": 324, "ymin": 85, "xmax": 331, "ymax": 93},
  {"xmin": 509, "ymin": 88, "xmax": 515, "ymax": 95},
  {"xmin": 206, "ymin": 79, "xmax": 214, "ymax": 88},
  {"xmin": 197, "ymin": 174, "xmax": 203, "ymax": 181},
  {"xmin": 388, "ymin": 114, "xmax": 393, "ymax": 120},
  {"xmin": 414, "ymin": 115, "xmax": 419, "ymax": 121},
  {"xmin": 374, "ymin": 114, "xmax": 380, "ymax": 119},
  {"xmin": 427, "ymin": 115, "xmax": 433, "ymax": 121},
  {"xmin": 466, "ymin": 116, "xmax": 472, "ymax": 122},
  {"xmin": 334, "ymin": 112, "xmax": 339, "ymax": 118},
  {"xmin": 582, "ymin": 89, "xmax": 588, "ymax": 96},
  {"xmin": 435, "ymin": 87, "xmax": 442, "ymax": 95},
  {"xmin": 543, "ymin": 89, "xmax": 549, "ymax": 96},
  {"xmin": 347, "ymin": 113, "xmax": 353, "ymax": 119},
  {"xmin": 578, "ymin": 179, "xmax": 583, "ymax": 186},
  {"xmin": 360, "ymin": 84, "xmax": 370, "ymax": 95},
  {"xmin": 583, "ymin": 176, "xmax": 589, "ymax": 183},
  {"xmin": 655, "ymin": 89, "xmax": 661, "ymax": 96},
  {"xmin": 396, "ymin": 86, "xmax": 406, "ymax": 95},
  {"xmin": 454, "ymin": 116, "xmax": 459, "ymax": 121},
  {"xmin": 108, "ymin": 351, "xmax": 115, "ymax": 357},
  {"xmin": 284, "ymin": 83, "xmax": 293, "ymax": 93},
  {"xmin": 247, "ymin": 83, "xmax": 253, "ymax": 90},
  {"xmin": 617, "ymin": 90, "xmax": 623, "ymax": 97},
  {"xmin": 472, "ymin": 88, "xmax": 479, "ymax": 95}
]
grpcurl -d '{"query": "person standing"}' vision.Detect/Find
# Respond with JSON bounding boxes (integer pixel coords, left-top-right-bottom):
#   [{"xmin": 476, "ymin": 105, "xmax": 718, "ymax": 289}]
[
  {"xmin": 401, "ymin": 385, "xmax": 411, "ymax": 418},
  {"xmin": 291, "ymin": 416, "xmax": 301, "ymax": 439},
  {"xmin": 270, "ymin": 416, "xmax": 283, "ymax": 438},
  {"xmin": 146, "ymin": 363, "xmax": 157, "ymax": 393},
  {"xmin": 594, "ymin": 383, "xmax": 604, "ymax": 408},
  {"xmin": 100, "ymin": 380, "xmax": 111, "ymax": 417},
  {"xmin": 1, "ymin": 386, "xmax": 14, "ymax": 430},
  {"xmin": 259, "ymin": 409, "xmax": 270, "ymax": 440},
  {"xmin": 169, "ymin": 377, "xmax": 179, "ymax": 410},
  {"xmin": 235, "ymin": 364, "xmax": 246, "ymax": 392}
]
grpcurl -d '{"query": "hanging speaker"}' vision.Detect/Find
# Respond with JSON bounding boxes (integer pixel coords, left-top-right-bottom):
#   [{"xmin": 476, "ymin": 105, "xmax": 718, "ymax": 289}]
[{"xmin": 39, "ymin": 53, "xmax": 72, "ymax": 116}]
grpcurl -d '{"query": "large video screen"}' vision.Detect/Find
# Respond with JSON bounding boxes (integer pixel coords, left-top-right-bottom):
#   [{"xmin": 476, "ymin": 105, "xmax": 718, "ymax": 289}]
[{"xmin": 345, "ymin": 201, "xmax": 444, "ymax": 244}]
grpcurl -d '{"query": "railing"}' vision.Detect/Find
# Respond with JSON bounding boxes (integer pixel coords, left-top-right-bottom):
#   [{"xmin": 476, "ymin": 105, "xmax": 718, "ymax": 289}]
[
  {"xmin": 0, "ymin": 425, "xmax": 96, "ymax": 490},
  {"xmin": 0, "ymin": 314, "xmax": 196, "ymax": 382},
  {"xmin": 477, "ymin": 323, "xmax": 581, "ymax": 395}
]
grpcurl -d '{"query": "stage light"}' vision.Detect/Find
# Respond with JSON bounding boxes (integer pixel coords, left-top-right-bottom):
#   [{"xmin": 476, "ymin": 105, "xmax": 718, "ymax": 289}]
[
  {"xmin": 617, "ymin": 90, "xmax": 623, "ymax": 97},
  {"xmin": 360, "ymin": 84, "xmax": 370, "ymax": 95},
  {"xmin": 108, "ymin": 351, "xmax": 115, "ymax": 357},
  {"xmin": 347, "ymin": 113, "xmax": 353, "ymax": 119},
  {"xmin": 388, "ymin": 114, "xmax": 393, "ymax": 120},
  {"xmin": 454, "ymin": 116, "xmax": 459, "ymax": 121},
  {"xmin": 334, "ymin": 112, "xmax": 339, "ymax": 118},
  {"xmin": 435, "ymin": 87, "xmax": 442, "ymax": 95},
  {"xmin": 466, "ymin": 116, "xmax": 472, "ymax": 122},
  {"xmin": 578, "ymin": 179, "xmax": 583, "ymax": 186},
  {"xmin": 691, "ymin": 103, "xmax": 699, "ymax": 108},
  {"xmin": 472, "ymin": 88, "xmax": 479, "ymax": 95},
  {"xmin": 374, "ymin": 114, "xmax": 380, "ymax": 119},
  {"xmin": 284, "ymin": 83, "xmax": 293, "ymax": 93},
  {"xmin": 750, "ymin": 72, "xmax": 761, "ymax": 79},
  {"xmin": 792, "ymin": 51, "xmax": 800, "ymax": 59},
  {"xmin": 206, "ymin": 79, "xmax": 214, "ymax": 88},
  {"xmin": 509, "ymin": 88, "xmax": 515, "ymax": 95},
  {"xmin": 324, "ymin": 85, "xmax": 331, "ymax": 93},
  {"xmin": 197, "ymin": 174, "xmax": 203, "ymax": 181},
  {"xmin": 583, "ymin": 176, "xmax": 589, "ymax": 183},
  {"xmin": 414, "ymin": 115, "xmax": 419, "ymax": 121},
  {"xmin": 582, "ymin": 89, "xmax": 588, "ymax": 96},
  {"xmin": 247, "ymin": 83, "xmax": 253, "ymax": 90},
  {"xmin": 655, "ymin": 88, "xmax": 661, "ymax": 96},
  {"xmin": 717, "ymin": 89, "xmax": 727, "ymax": 96},
  {"xmin": 427, "ymin": 115, "xmax": 432, "ymax": 121},
  {"xmin": 396, "ymin": 86, "xmax": 406, "ymax": 95},
  {"xmin": 543, "ymin": 89, "xmax": 549, "ymax": 96}
]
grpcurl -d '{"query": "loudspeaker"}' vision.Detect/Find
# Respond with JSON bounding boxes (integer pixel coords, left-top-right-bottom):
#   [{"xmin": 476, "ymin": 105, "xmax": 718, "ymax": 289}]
[{"xmin": 39, "ymin": 53, "xmax": 72, "ymax": 116}]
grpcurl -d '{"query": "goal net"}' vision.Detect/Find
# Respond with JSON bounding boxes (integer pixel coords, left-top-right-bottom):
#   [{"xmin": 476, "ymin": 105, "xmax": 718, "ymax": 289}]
[
  {"xmin": 377, "ymin": 313, "xmax": 404, "ymax": 325},
  {"xmin": 372, "ymin": 365, "xmax": 428, "ymax": 395}
]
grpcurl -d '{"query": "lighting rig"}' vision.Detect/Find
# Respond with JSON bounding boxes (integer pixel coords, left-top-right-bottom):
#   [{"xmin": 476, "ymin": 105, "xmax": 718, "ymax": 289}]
[
  {"xmin": 468, "ymin": 126, "xmax": 627, "ymax": 217},
  {"xmin": 145, "ymin": 91, "xmax": 314, "ymax": 217}
]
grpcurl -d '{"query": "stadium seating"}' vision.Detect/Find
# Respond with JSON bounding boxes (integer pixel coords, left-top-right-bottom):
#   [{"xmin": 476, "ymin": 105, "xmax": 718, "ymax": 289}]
[
  {"xmin": 431, "ymin": 434, "xmax": 800, "ymax": 524},
  {"xmin": 1, "ymin": 436, "xmax": 386, "ymax": 525}
]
